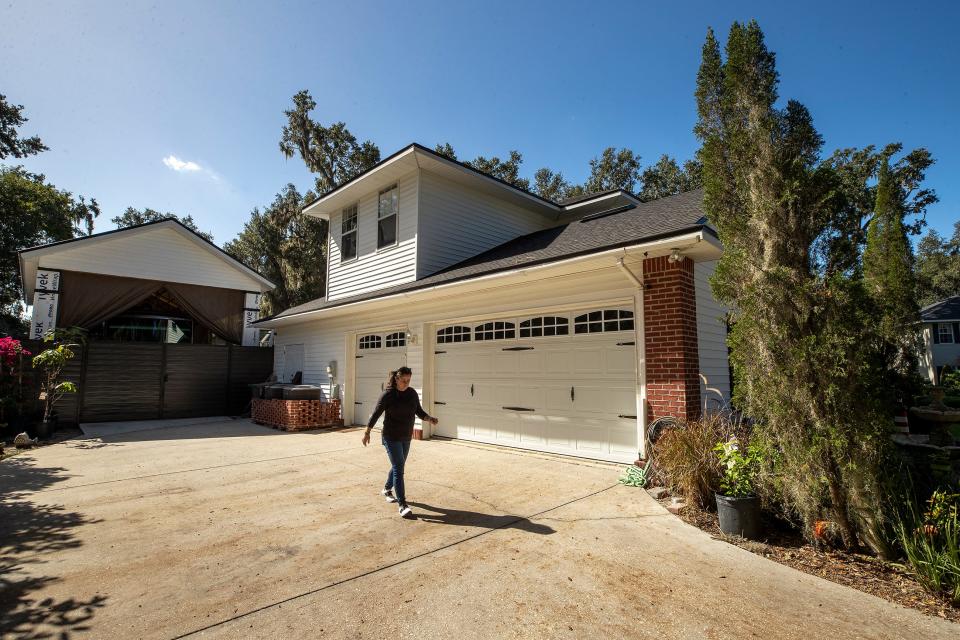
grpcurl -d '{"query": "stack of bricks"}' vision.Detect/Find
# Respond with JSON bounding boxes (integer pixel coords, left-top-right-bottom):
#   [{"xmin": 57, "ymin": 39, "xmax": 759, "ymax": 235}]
[
  {"xmin": 643, "ymin": 255, "xmax": 702, "ymax": 423},
  {"xmin": 252, "ymin": 398, "xmax": 343, "ymax": 431}
]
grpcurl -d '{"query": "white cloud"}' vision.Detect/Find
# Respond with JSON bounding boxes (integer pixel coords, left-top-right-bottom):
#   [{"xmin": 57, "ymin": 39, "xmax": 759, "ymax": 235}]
[{"xmin": 163, "ymin": 155, "xmax": 202, "ymax": 172}]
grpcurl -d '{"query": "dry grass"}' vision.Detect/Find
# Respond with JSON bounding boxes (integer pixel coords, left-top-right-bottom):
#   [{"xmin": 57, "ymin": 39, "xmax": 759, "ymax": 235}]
[{"xmin": 652, "ymin": 413, "xmax": 733, "ymax": 508}]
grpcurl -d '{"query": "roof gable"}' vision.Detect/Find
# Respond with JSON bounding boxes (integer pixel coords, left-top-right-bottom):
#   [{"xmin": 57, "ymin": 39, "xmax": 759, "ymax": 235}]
[
  {"xmin": 921, "ymin": 295, "xmax": 960, "ymax": 322},
  {"xmin": 19, "ymin": 219, "xmax": 274, "ymax": 299}
]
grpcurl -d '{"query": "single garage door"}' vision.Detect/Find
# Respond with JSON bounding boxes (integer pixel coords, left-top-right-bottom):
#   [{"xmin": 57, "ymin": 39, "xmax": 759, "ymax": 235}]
[
  {"xmin": 354, "ymin": 330, "xmax": 407, "ymax": 426},
  {"xmin": 432, "ymin": 308, "xmax": 639, "ymax": 463}
]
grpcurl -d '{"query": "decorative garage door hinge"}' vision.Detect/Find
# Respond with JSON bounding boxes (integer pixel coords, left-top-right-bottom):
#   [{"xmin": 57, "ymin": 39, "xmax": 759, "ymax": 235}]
[
  {"xmin": 434, "ymin": 401, "xmax": 447, "ymax": 405},
  {"xmin": 434, "ymin": 350, "xmax": 446, "ymax": 354},
  {"xmin": 502, "ymin": 346, "xmax": 534, "ymax": 351},
  {"xmin": 616, "ymin": 341, "xmax": 635, "ymax": 346},
  {"xmin": 503, "ymin": 406, "xmax": 535, "ymax": 412},
  {"xmin": 619, "ymin": 414, "xmax": 637, "ymax": 419}
]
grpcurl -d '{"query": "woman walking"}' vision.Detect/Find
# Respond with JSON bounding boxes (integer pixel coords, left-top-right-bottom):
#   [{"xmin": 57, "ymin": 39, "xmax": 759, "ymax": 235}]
[{"xmin": 362, "ymin": 366, "xmax": 438, "ymax": 518}]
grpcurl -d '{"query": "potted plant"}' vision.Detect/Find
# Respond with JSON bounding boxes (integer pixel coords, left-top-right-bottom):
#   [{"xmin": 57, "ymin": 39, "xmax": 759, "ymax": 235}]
[
  {"xmin": 31, "ymin": 332, "xmax": 79, "ymax": 439},
  {"xmin": 714, "ymin": 436, "xmax": 763, "ymax": 540}
]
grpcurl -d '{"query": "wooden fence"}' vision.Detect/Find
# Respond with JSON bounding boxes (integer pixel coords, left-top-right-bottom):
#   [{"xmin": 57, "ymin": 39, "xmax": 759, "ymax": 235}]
[{"xmin": 21, "ymin": 340, "xmax": 274, "ymax": 424}]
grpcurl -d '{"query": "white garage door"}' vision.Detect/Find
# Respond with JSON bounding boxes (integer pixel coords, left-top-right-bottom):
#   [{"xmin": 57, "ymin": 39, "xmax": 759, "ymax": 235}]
[
  {"xmin": 354, "ymin": 330, "xmax": 407, "ymax": 426},
  {"xmin": 432, "ymin": 308, "xmax": 639, "ymax": 463}
]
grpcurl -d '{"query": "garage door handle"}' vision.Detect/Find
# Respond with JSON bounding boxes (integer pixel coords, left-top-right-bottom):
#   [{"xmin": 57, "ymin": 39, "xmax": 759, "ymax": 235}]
[
  {"xmin": 503, "ymin": 406, "xmax": 535, "ymax": 412},
  {"xmin": 434, "ymin": 350, "xmax": 446, "ymax": 354},
  {"xmin": 355, "ymin": 355, "xmax": 363, "ymax": 359},
  {"xmin": 617, "ymin": 341, "xmax": 635, "ymax": 346},
  {"xmin": 502, "ymin": 346, "xmax": 534, "ymax": 351},
  {"xmin": 619, "ymin": 414, "xmax": 637, "ymax": 419}
]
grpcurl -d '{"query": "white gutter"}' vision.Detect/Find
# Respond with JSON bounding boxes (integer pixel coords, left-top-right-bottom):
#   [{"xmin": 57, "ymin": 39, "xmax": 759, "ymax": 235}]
[{"xmin": 258, "ymin": 230, "xmax": 711, "ymax": 328}]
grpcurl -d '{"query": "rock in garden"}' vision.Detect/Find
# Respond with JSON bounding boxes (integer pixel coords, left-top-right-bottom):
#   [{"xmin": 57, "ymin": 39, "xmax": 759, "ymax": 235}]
[{"xmin": 14, "ymin": 432, "xmax": 38, "ymax": 449}]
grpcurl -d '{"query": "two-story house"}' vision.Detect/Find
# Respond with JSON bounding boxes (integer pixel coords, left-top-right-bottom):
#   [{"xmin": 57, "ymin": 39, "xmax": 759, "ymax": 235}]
[
  {"xmin": 254, "ymin": 143, "xmax": 729, "ymax": 463},
  {"xmin": 919, "ymin": 295, "xmax": 960, "ymax": 384}
]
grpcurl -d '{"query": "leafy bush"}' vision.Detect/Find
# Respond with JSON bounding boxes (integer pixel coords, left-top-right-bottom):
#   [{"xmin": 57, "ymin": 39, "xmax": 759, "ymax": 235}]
[
  {"xmin": 714, "ymin": 437, "xmax": 762, "ymax": 498},
  {"xmin": 653, "ymin": 412, "xmax": 745, "ymax": 507},
  {"xmin": 896, "ymin": 490, "xmax": 960, "ymax": 605}
]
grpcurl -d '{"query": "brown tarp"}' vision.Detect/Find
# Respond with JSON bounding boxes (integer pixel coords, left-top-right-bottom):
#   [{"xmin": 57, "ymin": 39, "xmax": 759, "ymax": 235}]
[{"xmin": 57, "ymin": 270, "xmax": 245, "ymax": 344}]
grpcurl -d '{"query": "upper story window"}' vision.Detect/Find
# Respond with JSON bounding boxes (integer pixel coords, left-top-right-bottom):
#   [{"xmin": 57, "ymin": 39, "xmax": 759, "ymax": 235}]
[
  {"xmin": 378, "ymin": 185, "xmax": 398, "ymax": 249},
  {"xmin": 574, "ymin": 309, "xmax": 634, "ymax": 334},
  {"xmin": 341, "ymin": 204, "xmax": 358, "ymax": 262},
  {"xmin": 358, "ymin": 334, "xmax": 381, "ymax": 350},
  {"xmin": 475, "ymin": 321, "xmax": 516, "ymax": 341},
  {"xmin": 519, "ymin": 316, "xmax": 569, "ymax": 338},
  {"xmin": 938, "ymin": 323, "xmax": 955, "ymax": 344},
  {"xmin": 437, "ymin": 325, "xmax": 471, "ymax": 344}
]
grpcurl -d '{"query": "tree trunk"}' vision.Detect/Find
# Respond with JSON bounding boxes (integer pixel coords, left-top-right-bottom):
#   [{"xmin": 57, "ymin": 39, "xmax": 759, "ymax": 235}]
[{"xmin": 824, "ymin": 451, "xmax": 857, "ymax": 551}]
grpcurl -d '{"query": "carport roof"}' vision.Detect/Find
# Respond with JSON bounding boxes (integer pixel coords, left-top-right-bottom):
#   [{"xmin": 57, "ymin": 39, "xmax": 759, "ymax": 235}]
[{"xmin": 257, "ymin": 189, "xmax": 713, "ymax": 325}]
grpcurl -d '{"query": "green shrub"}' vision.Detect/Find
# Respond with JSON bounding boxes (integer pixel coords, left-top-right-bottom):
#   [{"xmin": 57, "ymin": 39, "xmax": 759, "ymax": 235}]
[
  {"xmin": 896, "ymin": 490, "xmax": 960, "ymax": 605},
  {"xmin": 714, "ymin": 437, "xmax": 762, "ymax": 498},
  {"xmin": 653, "ymin": 412, "xmax": 745, "ymax": 508}
]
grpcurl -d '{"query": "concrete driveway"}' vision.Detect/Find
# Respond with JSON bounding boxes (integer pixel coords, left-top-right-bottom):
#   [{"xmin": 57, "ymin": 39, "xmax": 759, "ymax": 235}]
[{"xmin": 0, "ymin": 419, "xmax": 955, "ymax": 639}]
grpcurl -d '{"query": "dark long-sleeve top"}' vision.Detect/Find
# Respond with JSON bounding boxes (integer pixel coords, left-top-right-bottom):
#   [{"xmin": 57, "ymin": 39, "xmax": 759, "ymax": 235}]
[{"xmin": 367, "ymin": 387, "xmax": 431, "ymax": 441}]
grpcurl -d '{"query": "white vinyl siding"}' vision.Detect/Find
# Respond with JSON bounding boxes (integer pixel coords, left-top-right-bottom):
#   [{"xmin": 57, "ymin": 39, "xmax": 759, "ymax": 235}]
[
  {"xmin": 416, "ymin": 169, "xmax": 554, "ymax": 278},
  {"xmin": 695, "ymin": 260, "xmax": 731, "ymax": 410},
  {"xmin": 36, "ymin": 226, "xmax": 264, "ymax": 291},
  {"xmin": 272, "ymin": 261, "xmax": 645, "ymax": 427},
  {"xmin": 327, "ymin": 171, "xmax": 418, "ymax": 300}
]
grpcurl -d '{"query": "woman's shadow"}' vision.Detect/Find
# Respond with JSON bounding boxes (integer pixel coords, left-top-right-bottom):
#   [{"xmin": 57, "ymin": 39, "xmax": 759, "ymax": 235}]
[{"xmin": 407, "ymin": 502, "xmax": 555, "ymax": 535}]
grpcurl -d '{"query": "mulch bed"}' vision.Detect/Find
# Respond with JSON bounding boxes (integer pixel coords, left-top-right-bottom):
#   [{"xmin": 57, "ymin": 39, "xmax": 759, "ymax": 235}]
[{"xmin": 657, "ymin": 496, "xmax": 960, "ymax": 624}]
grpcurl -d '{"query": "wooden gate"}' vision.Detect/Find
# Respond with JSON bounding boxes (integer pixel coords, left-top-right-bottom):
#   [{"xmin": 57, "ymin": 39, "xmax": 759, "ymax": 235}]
[{"xmin": 67, "ymin": 342, "xmax": 274, "ymax": 423}]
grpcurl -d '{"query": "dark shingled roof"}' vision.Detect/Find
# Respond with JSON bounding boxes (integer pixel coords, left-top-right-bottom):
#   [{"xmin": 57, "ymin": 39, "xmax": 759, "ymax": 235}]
[
  {"xmin": 262, "ymin": 189, "xmax": 710, "ymax": 323},
  {"xmin": 921, "ymin": 295, "xmax": 960, "ymax": 322},
  {"xmin": 555, "ymin": 189, "xmax": 625, "ymax": 206}
]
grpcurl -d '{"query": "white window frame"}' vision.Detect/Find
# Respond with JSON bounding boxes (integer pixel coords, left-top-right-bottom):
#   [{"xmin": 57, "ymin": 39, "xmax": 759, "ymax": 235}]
[
  {"xmin": 574, "ymin": 309, "xmax": 635, "ymax": 334},
  {"xmin": 385, "ymin": 332, "xmax": 406, "ymax": 348},
  {"xmin": 518, "ymin": 315, "xmax": 570, "ymax": 338},
  {"xmin": 436, "ymin": 325, "xmax": 472, "ymax": 344},
  {"xmin": 938, "ymin": 323, "xmax": 955, "ymax": 344},
  {"xmin": 358, "ymin": 334, "xmax": 382, "ymax": 350},
  {"xmin": 377, "ymin": 184, "xmax": 399, "ymax": 250},
  {"xmin": 341, "ymin": 204, "xmax": 358, "ymax": 263}
]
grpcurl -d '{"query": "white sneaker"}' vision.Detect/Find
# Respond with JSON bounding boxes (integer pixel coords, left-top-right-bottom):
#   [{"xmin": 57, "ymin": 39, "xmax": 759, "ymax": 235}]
[
  {"xmin": 398, "ymin": 504, "xmax": 413, "ymax": 518},
  {"xmin": 382, "ymin": 489, "xmax": 397, "ymax": 503}
]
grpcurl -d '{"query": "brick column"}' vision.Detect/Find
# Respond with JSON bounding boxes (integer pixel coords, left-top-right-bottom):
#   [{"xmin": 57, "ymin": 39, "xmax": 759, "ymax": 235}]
[{"xmin": 643, "ymin": 255, "xmax": 701, "ymax": 422}]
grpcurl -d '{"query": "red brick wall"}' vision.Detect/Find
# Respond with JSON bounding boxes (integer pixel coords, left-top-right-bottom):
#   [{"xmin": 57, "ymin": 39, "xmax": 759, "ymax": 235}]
[{"xmin": 643, "ymin": 255, "xmax": 701, "ymax": 422}]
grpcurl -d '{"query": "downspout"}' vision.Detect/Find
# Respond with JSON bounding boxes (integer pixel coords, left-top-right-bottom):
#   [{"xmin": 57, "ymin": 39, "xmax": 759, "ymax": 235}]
[{"xmin": 616, "ymin": 255, "xmax": 647, "ymax": 462}]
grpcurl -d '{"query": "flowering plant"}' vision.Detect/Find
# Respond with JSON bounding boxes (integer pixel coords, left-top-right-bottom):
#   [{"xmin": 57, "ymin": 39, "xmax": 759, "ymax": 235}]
[
  {"xmin": 713, "ymin": 436, "xmax": 762, "ymax": 498},
  {"xmin": 0, "ymin": 337, "xmax": 31, "ymax": 422}
]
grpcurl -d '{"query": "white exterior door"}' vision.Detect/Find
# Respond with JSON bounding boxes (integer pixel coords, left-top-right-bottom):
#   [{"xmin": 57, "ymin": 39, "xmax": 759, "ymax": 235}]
[
  {"xmin": 431, "ymin": 308, "xmax": 639, "ymax": 463},
  {"xmin": 354, "ymin": 330, "xmax": 407, "ymax": 426}
]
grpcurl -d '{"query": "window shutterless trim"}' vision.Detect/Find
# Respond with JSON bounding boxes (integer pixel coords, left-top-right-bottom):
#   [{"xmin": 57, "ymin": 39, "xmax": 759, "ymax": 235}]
[{"xmin": 377, "ymin": 184, "xmax": 399, "ymax": 250}]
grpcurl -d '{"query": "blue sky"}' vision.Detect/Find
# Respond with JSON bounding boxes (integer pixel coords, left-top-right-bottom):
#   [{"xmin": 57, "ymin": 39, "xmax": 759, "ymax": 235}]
[{"xmin": 2, "ymin": 1, "xmax": 957, "ymax": 245}]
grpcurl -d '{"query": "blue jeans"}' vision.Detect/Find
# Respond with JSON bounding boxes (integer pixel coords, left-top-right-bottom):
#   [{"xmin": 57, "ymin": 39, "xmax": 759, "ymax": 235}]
[{"xmin": 382, "ymin": 437, "xmax": 411, "ymax": 505}]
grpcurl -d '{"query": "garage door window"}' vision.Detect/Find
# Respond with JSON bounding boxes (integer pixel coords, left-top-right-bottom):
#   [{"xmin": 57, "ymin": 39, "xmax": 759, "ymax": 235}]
[
  {"xmin": 359, "ymin": 334, "xmax": 382, "ymax": 350},
  {"xmin": 437, "ymin": 325, "xmax": 472, "ymax": 344},
  {"xmin": 574, "ymin": 309, "xmax": 634, "ymax": 334},
  {"xmin": 475, "ymin": 321, "xmax": 516, "ymax": 341},
  {"xmin": 385, "ymin": 332, "xmax": 406, "ymax": 348},
  {"xmin": 519, "ymin": 316, "xmax": 569, "ymax": 338}
]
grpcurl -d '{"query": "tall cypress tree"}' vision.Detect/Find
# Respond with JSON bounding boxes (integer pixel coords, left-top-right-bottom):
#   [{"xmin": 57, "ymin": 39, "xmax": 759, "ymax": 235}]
[{"xmin": 863, "ymin": 160, "xmax": 920, "ymax": 379}]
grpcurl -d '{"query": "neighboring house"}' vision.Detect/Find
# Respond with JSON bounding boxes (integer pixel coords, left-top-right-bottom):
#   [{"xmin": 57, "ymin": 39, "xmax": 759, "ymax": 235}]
[
  {"xmin": 19, "ymin": 219, "xmax": 275, "ymax": 345},
  {"xmin": 919, "ymin": 295, "xmax": 960, "ymax": 384},
  {"xmin": 255, "ymin": 143, "xmax": 729, "ymax": 463}
]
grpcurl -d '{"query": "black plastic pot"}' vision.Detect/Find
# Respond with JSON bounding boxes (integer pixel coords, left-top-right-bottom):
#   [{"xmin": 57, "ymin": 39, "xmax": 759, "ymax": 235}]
[
  {"xmin": 35, "ymin": 420, "xmax": 52, "ymax": 439},
  {"xmin": 715, "ymin": 493, "xmax": 762, "ymax": 540}
]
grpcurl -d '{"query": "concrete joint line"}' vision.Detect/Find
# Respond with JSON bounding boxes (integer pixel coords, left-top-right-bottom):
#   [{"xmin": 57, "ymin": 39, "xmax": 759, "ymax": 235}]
[{"xmin": 169, "ymin": 483, "xmax": 621, "ymax": 639}]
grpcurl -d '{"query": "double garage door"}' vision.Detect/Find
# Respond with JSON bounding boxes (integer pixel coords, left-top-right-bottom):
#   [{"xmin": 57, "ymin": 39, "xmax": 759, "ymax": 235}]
[{"xmin": 431, "ymin": 307, "xmax": 639, "ymax": 463}]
